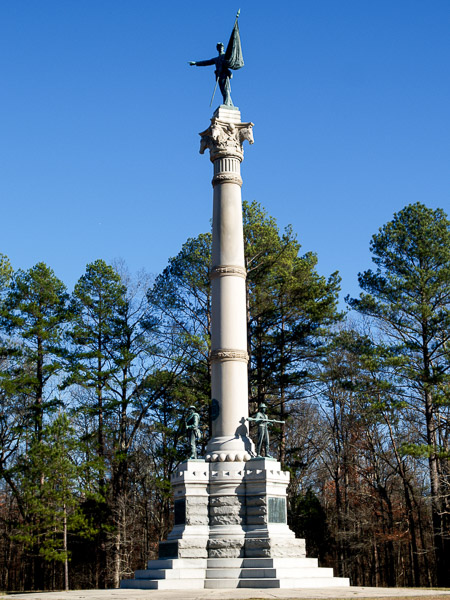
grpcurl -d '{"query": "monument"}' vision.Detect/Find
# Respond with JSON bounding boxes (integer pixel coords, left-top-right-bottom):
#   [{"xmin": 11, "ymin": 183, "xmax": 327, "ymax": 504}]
[{"xmin": 121, "ymin": 13, "xmax": 350, "ymax": 590}]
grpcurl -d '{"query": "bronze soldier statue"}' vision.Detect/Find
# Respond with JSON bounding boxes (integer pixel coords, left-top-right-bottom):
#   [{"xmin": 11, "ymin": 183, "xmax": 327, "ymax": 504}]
[
  {"xmin": 190, "ymin": 42, "xmax": 234, "ymax": 106},
  {"xmin": 185, "ymin": 405, "xmax": 201, "ymax": 459},
  {"xmin": 189, "ymin": 11, "xmax": 244, "ymax": 107},
  {"xmin": 247, "ymin": 403, "xmax": 285, "ymax": 458}
]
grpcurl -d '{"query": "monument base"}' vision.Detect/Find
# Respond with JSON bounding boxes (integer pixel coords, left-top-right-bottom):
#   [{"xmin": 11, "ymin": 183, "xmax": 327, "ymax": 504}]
[
  {"xmin": 121, "ymin": 458, "xmax": 350, "ymax": 589},
  {"xmin": 120, "ymin": 557, "xmax": 350, "ymax": 589},
  {"xmin": 213, "ymin": 105, "xmax": 241, "ymax": 122}
]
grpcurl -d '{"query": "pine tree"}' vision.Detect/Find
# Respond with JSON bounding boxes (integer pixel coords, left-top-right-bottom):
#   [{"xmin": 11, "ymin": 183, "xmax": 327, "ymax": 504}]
[
  {"xmin": 244, "ymin": 201, "xmax": 342, "ymax": 462},
  {"xmin": 14, "ymin": 413, "xmax": 92, "ymax": 590},
  {"xmin": 0, "ymin": 254, "xmax": 12, "ymax": 293},
  {"xmin": 65, "ymin": 259, "xmax": 126, "ymax": 586},
  {"xmin": 0, "ymin": 262, "xmax": 70, "ymax": 588},
  {"xmin": 0, "ymin": 262, "xmax": 69, "ymax": 439},
  {"xmin": 67, "ymin": 261, "xmax": 165, "ymax": 587},
  {"xmin": 149, "ymin": 201, "xmax": 342, "ymax": 462},
  {"xmin": 347, "ymin": 202, "xmax": 450, "ymax": 585}
]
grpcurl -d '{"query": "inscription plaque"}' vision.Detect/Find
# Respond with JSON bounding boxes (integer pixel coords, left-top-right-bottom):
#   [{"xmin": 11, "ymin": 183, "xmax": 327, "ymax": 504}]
[
  {"xmin": 174, "ymin": 499, "xmax": 186, "ymax": 525},
  {"xmin": 268, "ymin": 496, "xmax": 286, "ymax": 523}
]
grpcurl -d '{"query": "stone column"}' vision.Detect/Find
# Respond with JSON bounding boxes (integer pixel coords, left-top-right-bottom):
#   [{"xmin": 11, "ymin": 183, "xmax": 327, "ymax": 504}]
[{"xmin": 199, "ymin": 106, "xmax": 254, "ymax": 462}]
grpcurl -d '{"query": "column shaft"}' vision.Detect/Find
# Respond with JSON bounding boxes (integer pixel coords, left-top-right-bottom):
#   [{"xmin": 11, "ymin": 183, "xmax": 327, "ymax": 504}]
[{"xmin": 199, "ymin": 108, "xmax": 254, "ymax": 461}]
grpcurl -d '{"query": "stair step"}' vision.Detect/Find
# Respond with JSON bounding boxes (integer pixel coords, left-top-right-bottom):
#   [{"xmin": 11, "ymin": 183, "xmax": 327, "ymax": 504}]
[
  {"xmin": 206, "ymin": 568, "xmax": 276, "ymax": 579},
  {"xmin": 121, "ymin": 578, "xmax": 205, "ymax": 590},
  {"xmin": 136, "ymin": 568, "xmax": 206, "ymax": 579},
  {"xmin": 146, "ymin": 558, "xmax": 207, "ymax": 570},
  {"xmin": 205, "ymin": 578, "xmax": 280, "ymax": 589},
  {"xmin": 204, "ymin": 576, "xmax": 351, "ymax": 589},
  {"xmin": 278, "ymin": 577, "xmax": 351, "ymax": 588},
  {"xmin": 205, "ymin": 567, "xmax": 334, "ymax": 579},
  {"xmin": 206, "ymin": 557, "xmax": 318, "ymax": 568}
]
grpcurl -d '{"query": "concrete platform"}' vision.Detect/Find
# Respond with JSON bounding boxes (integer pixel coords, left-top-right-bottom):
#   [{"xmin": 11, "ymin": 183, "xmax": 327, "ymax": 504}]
[{"xmin": 4, "ymin": 587, "xmax": 450, "ymax": 599}]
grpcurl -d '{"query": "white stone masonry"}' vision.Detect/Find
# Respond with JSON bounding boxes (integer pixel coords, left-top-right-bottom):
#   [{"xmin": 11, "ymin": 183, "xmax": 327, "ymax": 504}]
[
  {"xmin": 121, "ymin": 106, "xmax": 350, "ymax": 590},
  {"xmin": 122, "ymin": 457, "xmax": 350, "ymax": 589},
  {"xmin": 200, "ymin": 106, "xmax": 254, "ymax": 461}
]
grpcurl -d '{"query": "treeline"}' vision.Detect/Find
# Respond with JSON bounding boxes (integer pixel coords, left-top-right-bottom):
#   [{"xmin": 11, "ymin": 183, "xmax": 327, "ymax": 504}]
[{"xmin": 0, "ymin": 201, "xmax": 448, "ymax": 591}]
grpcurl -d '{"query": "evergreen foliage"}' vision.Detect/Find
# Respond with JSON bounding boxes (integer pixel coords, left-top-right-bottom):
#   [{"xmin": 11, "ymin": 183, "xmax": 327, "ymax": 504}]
[
  {"xmin": 347, "ymin": 202, "xmax": 450, "ymax": 585},
  {"xmin": 0, "ymin": 202, "xmax": 448, "ymax": 590}
]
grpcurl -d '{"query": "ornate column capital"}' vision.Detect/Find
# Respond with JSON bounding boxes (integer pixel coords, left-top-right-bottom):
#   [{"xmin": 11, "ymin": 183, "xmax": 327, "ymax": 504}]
[{"xmin": 199, "ymin": 118, "xmax": 254, "ymax": 162}]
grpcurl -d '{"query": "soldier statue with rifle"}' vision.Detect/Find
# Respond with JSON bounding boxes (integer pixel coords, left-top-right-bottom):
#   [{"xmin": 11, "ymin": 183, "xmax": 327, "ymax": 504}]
[
  {"xmin": 189, "ymin": 10, "xmax": 244, "ymax": 107},
  {"xmin": 185, "ymin": 405, "xmax": 201, "ymax": 460},
  {"xmin": 246, "ymin": 403, "xmax": 285, "ymax": 458}
]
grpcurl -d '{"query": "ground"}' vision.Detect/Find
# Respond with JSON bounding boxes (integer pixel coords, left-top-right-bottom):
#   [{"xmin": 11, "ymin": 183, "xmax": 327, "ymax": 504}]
[{"xmin": 2, "ymin": 587, "xmax": 450, "ymax": 600}]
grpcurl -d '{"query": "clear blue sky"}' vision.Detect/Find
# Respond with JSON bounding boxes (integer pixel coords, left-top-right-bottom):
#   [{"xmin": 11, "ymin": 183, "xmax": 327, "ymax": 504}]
[{"xmin": 1, "ymin": 1, "xmax": 449, "ymax": 301}]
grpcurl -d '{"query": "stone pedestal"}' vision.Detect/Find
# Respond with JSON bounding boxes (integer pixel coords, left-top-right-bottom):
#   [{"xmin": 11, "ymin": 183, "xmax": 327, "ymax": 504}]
[
  {"xmin": 158, "ymin": 460, "xmax": 209, "ymax": 560},
  {"xmin": 157, "ymin": 458, "xmax": 303, "ymax": 562},
  {"xmin": 244, "ymin": 458, "xmax": 306, "ymax": 558},
  {"xmin": 122, "ymin": 457, "xmax": 350, "ymax": 589},
  {"xmin": 121, "ymin": 107, "xmax": 350, "ymax": 590}
]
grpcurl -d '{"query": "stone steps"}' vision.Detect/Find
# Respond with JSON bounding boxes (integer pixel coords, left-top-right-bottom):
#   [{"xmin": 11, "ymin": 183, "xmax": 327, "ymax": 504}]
[{"xmin": 120, "ymin": 557, "xmax": 351, "ymax": 589}]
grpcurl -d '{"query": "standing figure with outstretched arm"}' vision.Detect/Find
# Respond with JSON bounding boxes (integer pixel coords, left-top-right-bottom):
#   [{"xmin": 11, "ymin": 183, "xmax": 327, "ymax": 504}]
[
  {"xmin": 189, "ymin": 10, "xmax": 244, "ymax": 107},
  {"xmin": 247, "ymin": 403, "xmax": 285, "ymax": 458},
  {"xmin": 190, "ymin": 43, "xmax": 234, "ymax": 106}
]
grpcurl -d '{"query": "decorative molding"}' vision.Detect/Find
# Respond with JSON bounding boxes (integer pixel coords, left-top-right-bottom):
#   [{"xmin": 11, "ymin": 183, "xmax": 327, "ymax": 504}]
[
  {"xmin": 212, "ymin": 173, "xmax": 243, "ymax": 187},
  {"xmin": 199, "ymin": 118, "xmax": 254, "ymax": 162},
  {"xmin": 210, "ymin": 265, "xmax": 246, "ymax": 280},
  {"xmin": 210, "ymin": 349, "xmax": 249, "ymax": 363},
  {"xmin": 206, "ymin": 451, "xmax": 252, "ymax": 463}
]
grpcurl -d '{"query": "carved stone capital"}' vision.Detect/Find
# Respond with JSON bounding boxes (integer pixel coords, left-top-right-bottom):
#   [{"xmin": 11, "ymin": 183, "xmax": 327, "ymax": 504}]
[
  {"xmin": 210, "ymin": 265, "xmax": 247, "ymax": 280},
  {"xmin": 210, "ymin": 349, "xmax": 249, "ymax": 363},
  {"xmin": 199, "ymin": 118, "xmax": 254, "ymax": 162}
]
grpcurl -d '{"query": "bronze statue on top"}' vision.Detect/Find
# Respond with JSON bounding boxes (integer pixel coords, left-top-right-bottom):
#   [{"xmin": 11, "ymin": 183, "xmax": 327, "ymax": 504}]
[{"xmin": 189, "ymin": 10, "xmax": 244, "ymax": 107}]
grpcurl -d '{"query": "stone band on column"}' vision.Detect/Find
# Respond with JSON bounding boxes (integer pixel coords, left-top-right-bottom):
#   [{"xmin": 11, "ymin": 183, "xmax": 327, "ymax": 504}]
[
  {"xmin": 210, "ymin": 349, "xmax": 249, "ymax": 363},
  {"xmin": 212, "ymin": 173, "xmax": 243, "ymax": 187},
  {"xmin": 210, "ymin": 265, "xmax": 247, "ymax": 280}
]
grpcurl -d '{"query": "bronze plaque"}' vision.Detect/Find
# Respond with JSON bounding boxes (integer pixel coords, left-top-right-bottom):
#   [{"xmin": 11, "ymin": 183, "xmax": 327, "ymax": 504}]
[{"xmin": 268, "ymin": 496, "xmax": 286, "ymax": 523}]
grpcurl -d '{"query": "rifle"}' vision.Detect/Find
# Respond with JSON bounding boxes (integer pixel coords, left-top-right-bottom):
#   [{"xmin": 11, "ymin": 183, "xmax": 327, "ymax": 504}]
[
  {"xmin": 209, "ymin": 78, "xmax": 219, "ymax": 107},
  {"xmin": 246, "ymin": 417, "xmax": 285, "ymax": 425}
]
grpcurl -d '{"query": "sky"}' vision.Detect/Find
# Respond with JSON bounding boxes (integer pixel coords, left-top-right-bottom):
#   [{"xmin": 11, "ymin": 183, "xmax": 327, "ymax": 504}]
[{"xmin": 1, "ymin": 1, "xmax": 449, "ymax": 303}]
